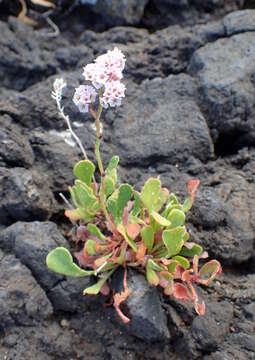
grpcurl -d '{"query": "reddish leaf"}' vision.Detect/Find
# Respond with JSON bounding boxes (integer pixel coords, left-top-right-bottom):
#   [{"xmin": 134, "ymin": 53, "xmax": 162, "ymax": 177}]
[
  {"xmin": 193, "ymin": 254, "xmax": 199, "ymax": 275},
  {"xmin": 173, "ymin": 264, "xmax": 185, "ymax": 279},
  {"xmin": 122, "ymin": 207, "xmax": 129, "ymax": 226},
  {"xmin": 158, "ymin": 272, "xmax": 172, "ymax": 289},
  {"xmin": 136, "ymin": 241, "xmax": 147, "ymax": 262},
  {"xmin": 126, "ymin": 223, "xmax": 141, "ymax": 240},
  {"xmin": 113, "ymin": 268, "xmax": 131, "ymax": 324},
  {"xmin": 195, "ymin": 300, "xmax": 206, "ymax": 316},
  {"xmin": 154, "ymin": 230, "xmax": 163, "ymax": 244},
  {"xmin": 76, "ymin": 226, "xmax": 90, "ymax": 242},
  {"xmin": 74, "ymin": 250, "xmax": 93, "ymax": 267},
  {"xmin": 181, "ymin": 269, "xmax": 193, "ymax": 282},
  {"xmin": 188, "ymin": 179, "xmax": 200, "ymax": 200},
  {"xmin": 164, "ymin": 282, "xmax": 174, "ymax": 295},
  {"xmin": 198, "ymin": 260, "xmax": 222, "ymax": 286},
  {"xmin": 100, "ymin": 282, "xmax": 110, "ymax": 296},
  {"xmin": 172, "ymin": 283, "xmax": 191, "ymax": 301}
]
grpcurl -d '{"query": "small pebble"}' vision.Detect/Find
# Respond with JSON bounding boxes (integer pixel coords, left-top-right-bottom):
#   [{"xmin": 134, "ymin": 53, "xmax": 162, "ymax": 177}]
[{"xmin": 60, "ymin": 319, "xmax": 69, "ymax": 328}]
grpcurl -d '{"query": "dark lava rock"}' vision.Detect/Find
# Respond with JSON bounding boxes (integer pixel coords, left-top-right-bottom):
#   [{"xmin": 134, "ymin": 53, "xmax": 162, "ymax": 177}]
[
  {"xmin": 29, "ymin": 130, "xmax": 80, "ymax": 192},
  {"xmin": 189, "ymin": 31, "xmax": 255, "ymax": 151},
  {"xmin": 0, "ymin": 221, "xmax": 68, "ymax": 289},
  {"xmin": 243, "ymin": 303, "xmax": 255, "ymax": 321},
  {"xmin": 142, "ymin": 0, "xmax": 240, "ymax": 30},
  {"xmin": 0, "ymin": 18, "xmax": 55, "ymax": 91},
  {"xmin": 83, "ymin": 25, "xmax": 203, "ymax": 83},
  {"xmin": 113, "ymin": 269, "xmax": 170, "ymax": 342},
  {"xmin": 191, "ymin": 301, "xmax": 233, "ymax": 352},
  {"xmin": 0, "ymin": 114, "xmax": 34, "ymax": 168},
  {"xmin": 48, "ymin": 276, "xmax": 94, "ymax": 313},
  {"xmin": 109, "ymin": 74, "xmax": 214, "ymax": 166},
  {"xmin": 91, "ymin": 0, "xmax": 149, "ymax": 26},
  {"xmin": 191, "ymin": 171, "xmax": 255, "ymax": 265},
  {"xmin": 0, "ymin": 250, "xmax": 52, "ymax": 331},
  {"xmin": 0, "ymin": 72, "xmax": 86, "ymax": 130},
  {"xmin": 0, "ymin": 167, "xmax": 56, "ymax": 225}
]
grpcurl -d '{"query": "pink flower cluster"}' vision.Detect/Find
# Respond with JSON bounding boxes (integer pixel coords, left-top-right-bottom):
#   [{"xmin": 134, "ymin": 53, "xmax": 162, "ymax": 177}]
[
  {"xmin": 73, "ymin": 48, "xmax": 126, "ymax": 112},
  {"xmin": 73, "ymin": 85, "xmax": 97, "ymax": 113}
]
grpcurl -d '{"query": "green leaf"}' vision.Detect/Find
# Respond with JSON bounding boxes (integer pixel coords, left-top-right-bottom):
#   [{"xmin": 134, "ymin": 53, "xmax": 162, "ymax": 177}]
[
  {"xmin": 87, "ymin": 223, "xmax": 106, "ymax": 241},
  {"xmin": 146, "ymin": 264, "xmax": 159, "ymax": 286},
  {"xmin": 73, "ymin": 180, "xmax": 98, "ymax": 209},
  {"xmin": 180, "ymin": 243, "xmax": 203, "ymax": 257},
  {"xmin": 46, "ymin": 247, "xmax": 93, "ymax": 277},
  {"xmin": 168, "ymin": 194, "xmax": 179, "ymax": 205},
  {"xmin": 83, "ymin": 269, "xmax": 115, "ymax": 295},
  {"xmin": 107, "ymin": 191, "xmax": 118, "ymax": 222},
  {"xmin": 151, "ymin": 211, "xmax": 171, "ymax": 227},
  {"xmin": 182, "ymin": 197, "xmax": 193, "ymax": 213},
  {"xmin": 162, "ymin": 227, "xmax": 185, "ymax": 257},
  {"xmin": 155, "ymin": 188, "xmax": 168, "ymax": 212},
  {"xmin": 73, "ymin": 160, "xmax": 95, "ymax": 186},
  {"xmin": 69, "ymin": 186, "xmax": 79, "ymax": 208},
  {"xmin": 168, "ymin": 209, "xmax": 186, "ymax": 228},
  {"xmin": 103, "ymin": 156, "xmax": 119, "ymax": 198},
  {"xmin": 65, "ymin": 208, "xmax": 85, "ymax": 221},
  {"xmin": 85, "ymin": 240, "xmax": 97, "ymax": 255},
  {"xmin": 104, "ymin": 175, "xmax": 116, "ymax": 197},
  {"xmin": 116, "ymin": 184, "xmax": 133, "ymax": 224},
  {"xmin": 172, "ymin": 255, "xmax": 190, "ymax": 269},
  {"xmin": 163, "ymin": 203, "xmax": 183, "ymax": 218},
  {"xmin": 117, "ymin": 224, "xmax": 138, "ymax": 252},
  {"xmin": 168, "ymin": 260, "xmax": 179, "ymax": 273},
  {"xmin": 106, "ymin": 156, "xmax": 119, "ymax": 173},
  {"xmin": 141, "ymin": 226, "xmax": 154, "ymax": 252},
  {"xmin": 131, "ymin": 191, "xmax": 143, "ymax": 217},
  {"xmin": 147, "ymin": 258, "xmax": 164, "ymax": 272},
  {"xmin": 141, "ymin": 178, "xmax": 161, "ymax": 213}
]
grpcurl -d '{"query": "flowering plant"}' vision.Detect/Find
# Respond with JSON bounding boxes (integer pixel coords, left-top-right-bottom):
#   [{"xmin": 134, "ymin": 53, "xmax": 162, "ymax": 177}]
[{"xmin": 47, "ymin": 48, "xmax": 222, "ymax": 323}]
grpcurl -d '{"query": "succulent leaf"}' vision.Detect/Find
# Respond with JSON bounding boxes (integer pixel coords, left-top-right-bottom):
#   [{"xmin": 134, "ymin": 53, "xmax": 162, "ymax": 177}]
[
  {"xmin": 116, "ymin": 184, "xmax": 133, "ymax": 224},
  {"xmin": 117, "ymin": 224, "xmax": 138, "ymax": 252},
  {"xmin": 106, "ymin": 156, "xmax": 119, "ymax": 173},
  {"xmin": 167, "ymin": 209, "xmax": 186, "ymax": 228},
  {"xmin": 126, "ymin": 223, "xmax": 141, "ymax": 240},
  {"xmin": 162, "ymin": 227, "xmax": 185, "ymax": 257},
  {"xmin": 146, "ymin": 264, "xmax": 159, "ymax": 286},
  {"xmin": 198, "ymin": 260, "xmax": 222, "ymax": 285},
  {"xmin": 73, "ymin": 160, "xmax": 95, "ymax": 186},
  {"xmin": 85, "ymin": 239, "xmax": 97, "ymax": 255},
  {"xmin": 140, "ymin": 178, "xmax": 161, "ymax": 213},
  {"xmin": 151, "ymin": 211, "xmax": 171, "ymax": 227},
  {"xmin": 46, "ymin": 247, "xmax": 93, "ymax": 277},
  {"xmin": 147, "ymin": 259, "xmax": 164, "ymax": 272},
  {"xmin": 87, "ymin": 223, "xmax": 106, "ymax": 241},
  {"xmin": 141, "ymin": 226, "xmax": 154, "ymax": 252},
  {"xmin": 83, "ymin": 269, "xmax": 115, "ymax": 295},
  {"xmin": 172, "ymin": 255, "xmax": 190, "ymax": 269},
  {"xmin": 180, "ymin": 243, "xmax": 203, "ymax": 257}
]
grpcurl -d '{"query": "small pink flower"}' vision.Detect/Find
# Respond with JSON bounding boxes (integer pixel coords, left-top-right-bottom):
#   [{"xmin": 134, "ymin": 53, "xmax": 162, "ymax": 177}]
[
  {"xmin": 83, "ymin": 48, "xmax": 126, "ymax": 89},
  {"xmin": 73, "ymin": 85, "xmax": 97, "ymax": 113},
  {"xmin": 100, "ymin": 81, "xmax": 126, "ymax": 109}
]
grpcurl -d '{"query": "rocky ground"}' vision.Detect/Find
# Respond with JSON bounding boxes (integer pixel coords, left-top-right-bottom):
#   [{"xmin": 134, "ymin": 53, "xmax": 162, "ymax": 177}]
[{"xmin": 0, "ymin": 1, "xmax": 255, "ymax": 359}]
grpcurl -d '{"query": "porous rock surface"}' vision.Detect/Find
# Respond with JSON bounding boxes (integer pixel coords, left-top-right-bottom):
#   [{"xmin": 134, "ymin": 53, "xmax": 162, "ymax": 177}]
[{"xmin": 0, "ymin": 2, "xmax": 255, "ymax": 359}]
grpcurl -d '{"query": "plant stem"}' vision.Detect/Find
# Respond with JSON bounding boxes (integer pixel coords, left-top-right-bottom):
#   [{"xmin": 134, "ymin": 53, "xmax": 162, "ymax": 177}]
[
  {"xmin": 56, "ymin": 97, "xmax": 88, "ymax": 160},
  {"xmin": 94, "ymin": 104, "xmax": 115, "ymax": 231},
  {"xmin": 56, "ymin": 97, "xmax": 97, "ymax": 185}
]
